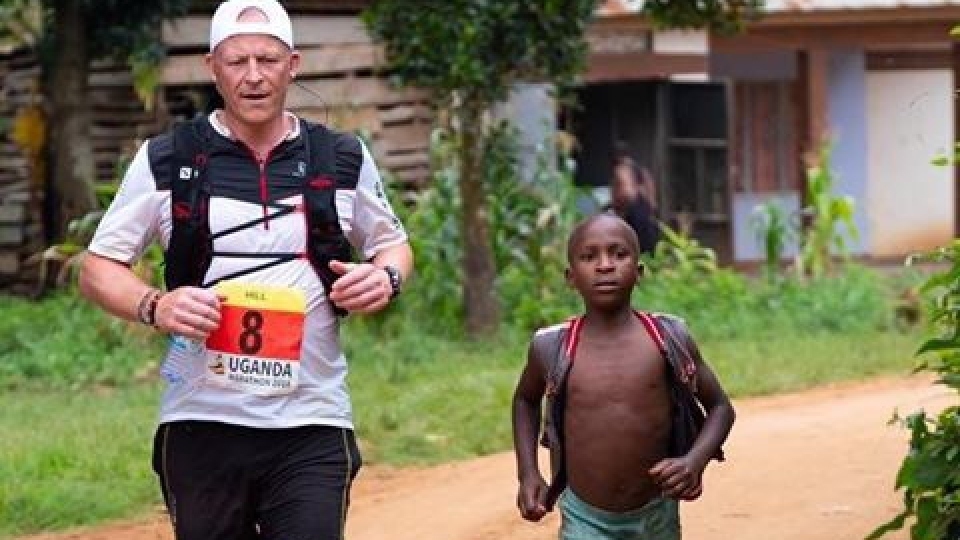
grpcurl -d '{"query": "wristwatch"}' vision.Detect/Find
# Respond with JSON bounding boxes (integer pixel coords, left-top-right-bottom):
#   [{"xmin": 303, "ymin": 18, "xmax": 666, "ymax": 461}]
[{"xmin": 383, "ymin": 265, "xmax": 403, "ymax": 300}]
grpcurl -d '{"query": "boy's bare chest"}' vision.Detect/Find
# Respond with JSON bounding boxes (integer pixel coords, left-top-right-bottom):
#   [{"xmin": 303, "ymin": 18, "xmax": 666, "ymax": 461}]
[{"xmin": 566, "ymin": 336, "xmax": 668, "ymax": 407}]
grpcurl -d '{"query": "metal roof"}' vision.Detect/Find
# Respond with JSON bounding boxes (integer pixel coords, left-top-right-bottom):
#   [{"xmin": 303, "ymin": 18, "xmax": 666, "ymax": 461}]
[
  {"xmin": 765, "ymin": 0, "xmax": 960, "ymax": 10},
  {"xmin": 598, "ymin": 0, "xmax": 960, "ymax": 15}
]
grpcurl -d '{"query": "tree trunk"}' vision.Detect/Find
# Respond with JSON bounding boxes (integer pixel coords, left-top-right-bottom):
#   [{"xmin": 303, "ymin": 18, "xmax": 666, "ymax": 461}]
[
  {"xmin": 47, "ymin": 0, "xmax": 96, "ymax": 240},
  {"xmin": 458, "ymin": 103, "xmax": 499, "ymax": 337}
]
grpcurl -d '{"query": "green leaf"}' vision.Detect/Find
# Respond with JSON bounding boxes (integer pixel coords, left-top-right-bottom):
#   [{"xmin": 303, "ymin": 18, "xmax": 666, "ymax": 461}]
[
  {"xmin": 866, "ymin": 511, "xmax": 908, "ymax": 540},
  {"xmin": 932, "ymin": 154, "xmax": 952, "ymax": 167}
]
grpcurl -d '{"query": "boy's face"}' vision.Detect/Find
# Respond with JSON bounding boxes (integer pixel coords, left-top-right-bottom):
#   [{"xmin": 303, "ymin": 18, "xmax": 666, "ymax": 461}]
[{"xmin": 565, "ymin": 216, "xmax": 642, "ymax": 309}]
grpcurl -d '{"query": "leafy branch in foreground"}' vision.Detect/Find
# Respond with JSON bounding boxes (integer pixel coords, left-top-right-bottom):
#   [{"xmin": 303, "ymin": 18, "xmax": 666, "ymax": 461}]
[{"xmin": 869, "ymin": 244, "xmax": 960, "ymax": 540}]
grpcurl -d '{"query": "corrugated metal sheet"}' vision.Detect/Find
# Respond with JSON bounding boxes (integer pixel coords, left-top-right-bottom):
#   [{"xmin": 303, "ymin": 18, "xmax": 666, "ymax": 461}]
[
  {"xmin": 765, "ymin": 0, "xmax": 960, "ymax": 11},
  {"xmin": 598, "ymin": 0, "xmax": 960, "ymax": 15}
]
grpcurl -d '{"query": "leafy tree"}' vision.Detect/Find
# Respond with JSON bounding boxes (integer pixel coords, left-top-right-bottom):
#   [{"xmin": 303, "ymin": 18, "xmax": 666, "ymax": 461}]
[
  {"xmin": 363, "ymin": 0, "xmax": 763, "ymax": 336},
  {"xmin": 642, "ymin": 0, "xmax": 764, "ymax": 34},
  {"xmin": 1, "ymin": 0, "xmax": 194, "ymax": 240},
  {"xmin": 364, "ymin": 0, "xmax": 596, "ymax": 337}
]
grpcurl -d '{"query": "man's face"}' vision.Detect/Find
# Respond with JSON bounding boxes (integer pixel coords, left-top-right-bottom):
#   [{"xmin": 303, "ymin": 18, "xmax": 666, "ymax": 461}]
[{"xmin": 207, "ymin": 34, "xmax": 300, "ymax": 128}]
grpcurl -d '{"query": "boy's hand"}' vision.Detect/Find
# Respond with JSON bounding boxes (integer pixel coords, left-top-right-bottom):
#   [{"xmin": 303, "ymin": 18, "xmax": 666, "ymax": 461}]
[
  {"xmin": 517, "ymin": 476, "xmax": 549, "ymax": 521},
  {"xmin": 649, "ymin": 457, "xmax": 704, "ymax": 501}
]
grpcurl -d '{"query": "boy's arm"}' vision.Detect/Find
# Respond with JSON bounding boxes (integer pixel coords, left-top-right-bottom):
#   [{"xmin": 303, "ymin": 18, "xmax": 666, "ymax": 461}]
[
  {"xmin": 512, "ymin": 338, "xmax": 549, "ymax": 521},
  {"xmin": 650, "ymin": 320, "xmax": 735, "ymax": 500},
  {"xmin": 685, "ymin": 332, "xmax": 736, "ymax": 472}
]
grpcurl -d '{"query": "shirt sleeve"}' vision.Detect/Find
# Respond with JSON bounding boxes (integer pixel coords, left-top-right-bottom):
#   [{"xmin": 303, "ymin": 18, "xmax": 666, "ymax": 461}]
[
  {"xmin": 86, "ymin": 140, "xmax": 169, "ymax": 264},
  {"xmin": 337, "ymin": 139, "xmax": 409, "ymax": 259}
]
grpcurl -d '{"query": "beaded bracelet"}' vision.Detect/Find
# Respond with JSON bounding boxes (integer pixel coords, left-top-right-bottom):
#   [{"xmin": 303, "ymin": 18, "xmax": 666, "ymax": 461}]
[{"xmin": 136, "ymin": 289, "xmax": 163, "ymax": 326}]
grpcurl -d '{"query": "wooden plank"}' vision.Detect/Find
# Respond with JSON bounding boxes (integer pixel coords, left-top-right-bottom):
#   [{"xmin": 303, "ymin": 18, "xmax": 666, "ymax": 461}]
[
  {"xmin": 162, "ymin": 44, "xmax": 384, "ymax": 85},
  {"xmin": 374, "ymin": 137, "xmax": 430, "ymax": 155},
  {"xmin": 163, "ymin": 15, "xmax": 371, "ymax": 49},
  {"xmin": 391, "ymin": 168, "xmax": 430, "ymax": 185},
  {"xmin": 287, "ymin": 78, "xmax": 427, "ymax": 109},
  {"xmin": 91, "ymin": 125, "xmax": 142, "ymax": 139},
  {"xmin": 0, "ymin": 203, "xmax": 25, "ymax": 224},
  {"xmin": 712, "ymin": 20, "xmax": 957, "ymax": 53},
  {"xmin": 297, "ymin": 44, "xmax": 384, "ymax": 77},
  {"xmin": 376, "ymin": 123, "xmax": 433, "ymax": 152},
  {"xmin": 89, "ymin": 71, "xmax": 133, "ymax": 87},
  {"xmin": 325, "ymin": 105, "xmax": 383, "ymax": 134},
  {"xmin": 0, "ymin": 252, "xmax": 20, "ymax": 275},
  {"xmin": 379, "ymin": 104, "xmax": 433, "ymax": 125},
  {"xmin": 585, "ymin": 52, "xmax": 706, "ymax": 82},
  {"xmin": 867, "ymin": 49, "xmax": 952, "ymax": 71},
  {"xmin": 0, "ymin": 224, "xmax": 25, "ymax": 246},
  {"xmin": 379, "ymin": 152, "xmax": 429, "ymax": 170}
]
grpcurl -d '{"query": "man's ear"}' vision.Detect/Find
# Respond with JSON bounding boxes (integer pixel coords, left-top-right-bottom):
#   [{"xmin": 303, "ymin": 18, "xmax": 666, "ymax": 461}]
[
  {"xmin": 289, "ymin": 50, "xmax": 301, "ymax": 80},
  {"xmin": 205, "ymin": 53, "xmax": 217, "ymax": 85},
  {"xmin": 564, "ymin": 267, "xmax": 573, "ymax": 286},
  {"xmin": 637, "ymin": 263, "xmax": 645, "ymax": 278}
]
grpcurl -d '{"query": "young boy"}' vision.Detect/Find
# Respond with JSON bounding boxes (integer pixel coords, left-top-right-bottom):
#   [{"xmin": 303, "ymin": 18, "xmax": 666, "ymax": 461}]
[{"xmin": 512, "ymin": 213, "xmax": 735, "ymax": 540}]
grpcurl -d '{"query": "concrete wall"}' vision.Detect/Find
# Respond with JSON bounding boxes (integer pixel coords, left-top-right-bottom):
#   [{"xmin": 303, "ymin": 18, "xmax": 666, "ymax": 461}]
[
  {"xmin": 827, "ymin": 50, "xmax": 870, "ymax": 254},
  {"xmin": 866, "ymin": 69, "xmax": 955, "ymax": 257},
  {"xmin": 732, "ymin": 191, "xmax": 801, "ymax": 261}
]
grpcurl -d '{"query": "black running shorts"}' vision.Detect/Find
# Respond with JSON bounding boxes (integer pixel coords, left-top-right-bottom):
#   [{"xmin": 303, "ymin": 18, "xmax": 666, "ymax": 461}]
[{"xmin": 152, "ymin": 421, "xmax": 362, "ymax": 540}]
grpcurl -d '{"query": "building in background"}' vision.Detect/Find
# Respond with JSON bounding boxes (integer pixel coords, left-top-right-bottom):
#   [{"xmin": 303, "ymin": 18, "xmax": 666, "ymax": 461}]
[{"xmin": 577, "ymin": 0, "xmax": 960, "ymax": 264}]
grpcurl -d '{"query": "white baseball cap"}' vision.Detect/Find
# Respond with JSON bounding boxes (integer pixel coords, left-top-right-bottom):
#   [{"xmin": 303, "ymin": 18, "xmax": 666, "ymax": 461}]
[{"xmin": 209, "ymin": 0, "xmax": 294, "ymax": 52}]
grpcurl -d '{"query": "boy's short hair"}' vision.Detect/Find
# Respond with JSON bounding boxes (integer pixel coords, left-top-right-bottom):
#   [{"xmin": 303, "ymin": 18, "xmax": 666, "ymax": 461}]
[{"xmin": 567, "ymin": 212, "xmax": 640, "ymax": 263}]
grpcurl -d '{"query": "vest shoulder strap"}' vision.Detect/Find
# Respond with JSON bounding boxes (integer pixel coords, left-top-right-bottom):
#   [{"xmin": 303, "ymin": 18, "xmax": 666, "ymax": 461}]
[
  {"xmin": 300, "ymin": 121, "xmax": 361, "ymax": 315},
  {"xmin": 164, "ymin": 117, "xmax": 213, "ymax": 290}
]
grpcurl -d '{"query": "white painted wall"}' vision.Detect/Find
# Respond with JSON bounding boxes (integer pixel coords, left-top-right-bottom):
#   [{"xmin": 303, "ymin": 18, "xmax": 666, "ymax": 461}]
[
  {"xmin": 866, "ymin": 70, "xmax": 955, "ymax": 257},
  {"xmin": 495, "ymin": 83, "xmax": 555, "ymax": 184}
]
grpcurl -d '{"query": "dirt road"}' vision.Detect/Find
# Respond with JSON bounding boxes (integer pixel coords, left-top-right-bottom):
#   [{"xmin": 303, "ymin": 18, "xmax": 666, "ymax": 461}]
[{"xmin": 21, "ymin": 375, "xmax": 953, "ymax": 540}]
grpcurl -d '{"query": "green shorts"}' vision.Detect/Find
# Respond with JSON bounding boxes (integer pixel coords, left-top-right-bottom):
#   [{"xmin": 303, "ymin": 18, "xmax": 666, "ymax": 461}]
[{"xmin": 559, "ymin": 489, "xmax": 680, "ymax": 540}]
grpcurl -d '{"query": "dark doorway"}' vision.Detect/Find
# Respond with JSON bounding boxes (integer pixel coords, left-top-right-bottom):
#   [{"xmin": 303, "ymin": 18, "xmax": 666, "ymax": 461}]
[{"xmin": 567, "ymin": 80, "xmax": 731, "ymax": 262}]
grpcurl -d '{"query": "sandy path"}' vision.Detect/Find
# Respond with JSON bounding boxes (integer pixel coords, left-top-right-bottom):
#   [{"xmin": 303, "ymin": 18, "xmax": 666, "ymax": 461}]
[{"xmin": 19, "ymin": 375, "xmax": 952, "ymax": 540}]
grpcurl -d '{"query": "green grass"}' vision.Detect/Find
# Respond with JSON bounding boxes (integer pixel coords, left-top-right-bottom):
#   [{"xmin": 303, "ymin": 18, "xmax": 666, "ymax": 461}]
[{"xmin": 0, "ymin": 385, "xmax": 161, "ymax": 538}]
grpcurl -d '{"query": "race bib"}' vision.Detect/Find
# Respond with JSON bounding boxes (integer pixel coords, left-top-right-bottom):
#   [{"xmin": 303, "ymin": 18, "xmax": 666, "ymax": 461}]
[{"xmin": 205, "ymin": 282, "xmax": 306, "ymax": 396}]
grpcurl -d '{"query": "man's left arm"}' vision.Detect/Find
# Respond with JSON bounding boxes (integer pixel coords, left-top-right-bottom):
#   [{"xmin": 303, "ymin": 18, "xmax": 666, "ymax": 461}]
[{"xmin": 328, "ymin": 136, "xmax": 413, "ymax": 314}]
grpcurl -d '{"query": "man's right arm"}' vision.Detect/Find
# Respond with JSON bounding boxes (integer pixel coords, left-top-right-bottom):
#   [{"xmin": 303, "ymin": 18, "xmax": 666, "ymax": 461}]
[
  {"xmin": 79, "ymin": 253, "xmax": 159, "ymax": 324},
  {"xmin": 79, "ymin": 139, "xmax": 221, "ymax": 341},
  {"xmin": 79, "ymin": 140, "xmax": 163, "ymax": 323}
]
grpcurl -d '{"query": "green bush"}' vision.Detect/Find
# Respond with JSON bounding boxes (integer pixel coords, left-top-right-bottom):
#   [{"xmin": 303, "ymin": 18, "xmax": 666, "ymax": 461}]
[
  {"xmin": 870, "ymin": 246, "xmax": 960, "ymax": 540},
  {"xmin": 0, "ymin": 293, "xmax": 165, "ymax": 389}
]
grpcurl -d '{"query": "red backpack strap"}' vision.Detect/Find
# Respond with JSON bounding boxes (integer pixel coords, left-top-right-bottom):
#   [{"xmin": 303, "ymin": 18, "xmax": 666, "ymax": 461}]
[
  {"xmin": 635, "ymin": 310, "xmax": 667, "ymax": 354},
  {"xmin": 563, "ymin": 315, "xmax": 585, "ymax": 364}
]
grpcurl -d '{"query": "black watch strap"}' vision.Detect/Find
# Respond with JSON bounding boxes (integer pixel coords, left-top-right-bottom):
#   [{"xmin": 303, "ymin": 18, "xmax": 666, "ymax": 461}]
[{"xmin": 383, "ymin": 265, "xmax": 402, "ymax": 300}]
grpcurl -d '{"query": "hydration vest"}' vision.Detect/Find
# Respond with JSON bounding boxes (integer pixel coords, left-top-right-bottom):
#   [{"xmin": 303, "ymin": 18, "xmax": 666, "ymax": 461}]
[{"xmin": 150, "ymin": 116, "xmax": 359, "ymax": 315}]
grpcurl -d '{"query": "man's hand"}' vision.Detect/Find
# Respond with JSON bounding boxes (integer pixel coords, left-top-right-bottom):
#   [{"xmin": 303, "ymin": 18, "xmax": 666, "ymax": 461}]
[
  {"xmin": 649, "ymin": 456, "xmax": 704, "ymax": 501},
  {"xmin": 327, "ymin": 261, "xmax": 392, "ymax": 314},
  {"xmin": 154, "ymin": 287, "xmax": 222, "ymax": 341},
  {"xmin": 517, "ymin": 475, "xmax": 550, "ymax": 522}
]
